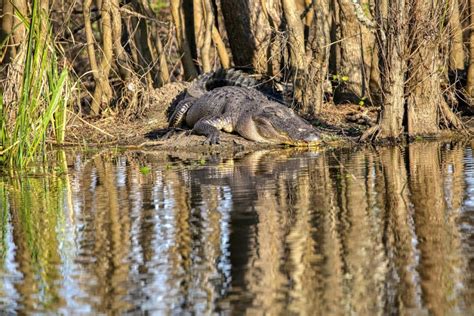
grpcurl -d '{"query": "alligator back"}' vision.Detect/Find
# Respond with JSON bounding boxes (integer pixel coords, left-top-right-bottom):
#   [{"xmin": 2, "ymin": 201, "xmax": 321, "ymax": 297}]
[
  {"xmin": 186, "ymin": 68, "xmax": 260, "ymax": 98},
  {"xmin": 186, "ymin": 68, "xmax": 286, "ymax": 104}
]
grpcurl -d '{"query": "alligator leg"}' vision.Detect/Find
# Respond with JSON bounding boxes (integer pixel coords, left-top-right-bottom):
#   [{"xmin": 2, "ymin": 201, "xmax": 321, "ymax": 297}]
[
  {"xmin": 169, "ymin": 99, "xmax": 193, "ymax": 128},
  {"xmin": 193, "ymin": 116, "xmax": 233, "ymax": 145}
]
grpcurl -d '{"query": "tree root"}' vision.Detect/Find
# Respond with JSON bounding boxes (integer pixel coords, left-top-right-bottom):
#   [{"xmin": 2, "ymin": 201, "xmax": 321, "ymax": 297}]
[
  {"xmin": 439, "ymin": 101, "xmax": 469, "ymax": 135},
  {"xmin": 359, "ymin": 124, "xmax": 380, "ymax": 142}
]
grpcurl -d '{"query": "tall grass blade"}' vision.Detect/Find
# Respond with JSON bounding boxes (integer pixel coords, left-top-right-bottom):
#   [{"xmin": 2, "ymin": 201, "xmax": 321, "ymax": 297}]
[{"xmin": 1, "ymin": 0, "xmax": 70, "ymax": 168}]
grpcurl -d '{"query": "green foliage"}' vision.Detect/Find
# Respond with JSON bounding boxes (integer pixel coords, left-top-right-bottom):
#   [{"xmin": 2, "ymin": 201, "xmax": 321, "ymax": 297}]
[
  {"xmin": 358, "ymin": 96, "xmax": 367, "ymax": 106},
  {"xmin": 150, "ymin": 0, "xmax": 169, "ymax": 13},
  {"xmin": 331, "ymin": 74, "xmax": 368, "ymax": 106},
  {"xmin": 0, "ymin": 182, "xmax": 7, "ymax": 261},
  {"xmin": 0, "ymin": 0, "xmax": 70, "ymax": 168},
  {"xmin": 332, "ymin": 74, "xmax": 349, "ymax": 84},
  {"xmin": 140, "ymin": 166, "xmax": 152, "ymax": 175}
]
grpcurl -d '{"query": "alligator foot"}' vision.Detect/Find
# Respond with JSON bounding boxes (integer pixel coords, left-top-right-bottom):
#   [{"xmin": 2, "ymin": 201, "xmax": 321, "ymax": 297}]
[
  {"xmin": 193, "ymin": 119, "xmax": 222, "ymax": 145},
  {"xmin": 202, "ymin": 131, "xmax": 220, "ymax": 145}
]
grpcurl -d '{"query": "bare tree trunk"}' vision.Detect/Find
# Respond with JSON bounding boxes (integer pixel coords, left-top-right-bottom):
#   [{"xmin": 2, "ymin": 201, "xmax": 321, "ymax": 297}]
[
  {"xmin": 171, "ymin": 0, "xmax": 198, "ymax": 79},
  {"xmin": 0, "ymin": 0, "xmax": 27, "ymax": 64},
  {"xmin": 110, "ymin": 0, "xmax": 132, "ymax": 82},
  {"xmin": 449, "ymin": 0, "xmax": 465, "ymax": 71},
  {"xmin": 282, "ymin": 0, "xmax": 307, "ymax": 105},
  {"xmin": 406, "ymin": 0, "xmax": 443, "ymax": 136},
  {"xmin": 201, "ymin": 0, "xmax": 214, "ymax": 72},
  {"xmin": 190, "ymin": 0, "xmax": 230, "ymax": 70},
  {"xmin": 211, "ymin": 25, "xmax": 230, "ymax": 68},
  {"xmin": 335, "ymin": 0, "xmax": 374, "ymax": 103},
  {"xmin": 467, "ymin": 0, "xmax": 474, "ymax": 96},
  {"xmin": 137, "ymin": 0, "xmax": 170, "ymax": 86},
  {"xmin": 364, "ymin": 0, "xmax": 463, "ymax": 140},
  {"xmin": 302, "ymin": 0, "xmax": 331, "ymax": 115},
  {"xmin": 377, "ymin": 0, "xmax": 407, "ymax": 139},
  {"xmin": 83, "ymin": 0, "xmax": 113, "ymax": 115},
  {"xmin": 193, "ymin": 0, "xmax": 204, "ymax": 71},
  {"xmin": 221, "ymin": 0, "xmax": 281, "ymax": 73}
]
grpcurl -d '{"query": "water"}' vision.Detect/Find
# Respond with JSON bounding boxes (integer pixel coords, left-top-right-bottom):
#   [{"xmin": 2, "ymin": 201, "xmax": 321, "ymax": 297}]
[{"xmin": 0, "ymin": 142, "xmax": 473, "ymax": 315}]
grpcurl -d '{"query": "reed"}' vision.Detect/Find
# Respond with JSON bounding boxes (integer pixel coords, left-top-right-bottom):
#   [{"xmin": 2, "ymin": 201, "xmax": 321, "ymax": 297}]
[
  {"xmin": 0, "ymin": 0, "xmax": 69, "ymax": 168},
  {"xmin": 0, "ymin": 182, "xmax": 7, "ymax": 262}
]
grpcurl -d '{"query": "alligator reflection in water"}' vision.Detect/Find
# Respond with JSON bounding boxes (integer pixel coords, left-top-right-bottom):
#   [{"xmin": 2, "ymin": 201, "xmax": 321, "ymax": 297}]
[{"xmin": 0, "ymin": 143, "xmax": 473, "ymax": 314}]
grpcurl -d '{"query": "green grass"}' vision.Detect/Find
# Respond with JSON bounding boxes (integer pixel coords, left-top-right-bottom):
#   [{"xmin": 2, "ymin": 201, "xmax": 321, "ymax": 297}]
[
  {"xmin": 0, "ymin": 0, "xmax": 70, "ymax": 168},
  {"xmin": 0, "ymin": 182, "xmax": 7, "ymax": 262},
  {"xmin": 151, "ymin": 0, "xmax": 169, "ymax": 13}
]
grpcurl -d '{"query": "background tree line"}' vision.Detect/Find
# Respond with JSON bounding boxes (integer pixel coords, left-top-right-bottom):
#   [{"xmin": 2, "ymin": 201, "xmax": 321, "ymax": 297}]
[{"xmin": 1, "ymin": 0, "xmax": 474, "ymax": 143}]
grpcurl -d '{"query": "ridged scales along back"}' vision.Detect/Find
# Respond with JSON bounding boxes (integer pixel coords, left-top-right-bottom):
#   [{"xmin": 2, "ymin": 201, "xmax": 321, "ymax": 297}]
[
  {"xmin": 168, "ymin": 68, "xmax": 286, "ymax": 129},
  {"xmin": 185, "ymin": 69, "xmax": 259, "ymax": 98}
]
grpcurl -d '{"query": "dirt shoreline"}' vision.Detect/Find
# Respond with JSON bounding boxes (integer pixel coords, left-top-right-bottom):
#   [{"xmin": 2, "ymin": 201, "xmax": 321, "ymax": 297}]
[{"xmin": 61, "ymin": 82, "xmax": 473, "ymax": 156}]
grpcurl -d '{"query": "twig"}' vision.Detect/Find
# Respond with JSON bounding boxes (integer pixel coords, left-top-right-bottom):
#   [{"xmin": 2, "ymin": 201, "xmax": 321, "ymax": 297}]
[{"xmin": 67, "ymin": 110, "xmax": 115, "ymax": 138}]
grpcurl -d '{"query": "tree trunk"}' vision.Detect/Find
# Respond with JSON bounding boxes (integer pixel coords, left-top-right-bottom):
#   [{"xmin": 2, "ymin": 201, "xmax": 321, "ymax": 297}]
[
  {"xmin": 406, "ymin": 0, "xmax": 443, "ymax": 136},
  {"xmin": 0, "ymin": 0, "xmax": 27, "ymax": 64},
  {"xmin": 171, "ymin": 0, "xmax": 198, "ymax": 79},
  {"xmin": 137, "ymin": 0, "xmax": 170, "ymax": 86},
  {"xmin": 84, "ymin": 0, "xmax": 114, "ymax": 115},
  {"xmin": 302, "ymin": 0, "xmax": 331, "ymax": 115},
  {"xmin": 282, "ymin": 0, "xmax": 306, "ymax": 105},
  {"xmin": 193, "ymin": 0, "xmax": 214, "ymax": 72},
  {"xmin": 220, "ymin": 0, "xmax": 281, "ymax": 73},
  {"xmin": 449, "ymin": 0, "xmax": 465, "ymax": 71},
  {"xmin": 377, "ymin": 0, "xmax": 407, "ymax": 139},
  {"xmin": 467, "ymin": 0, "xmax": 474, "ymax": 96},
  {"xmin": 335, "ymin": 0, "xmax": 375, "ymax": 103}
]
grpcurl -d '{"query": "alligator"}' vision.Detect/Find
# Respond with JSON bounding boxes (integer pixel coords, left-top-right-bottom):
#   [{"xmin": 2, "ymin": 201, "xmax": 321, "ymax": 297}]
[{"xmin": 168, "ymin": 69, "xmax": 320, "ymax": 145}]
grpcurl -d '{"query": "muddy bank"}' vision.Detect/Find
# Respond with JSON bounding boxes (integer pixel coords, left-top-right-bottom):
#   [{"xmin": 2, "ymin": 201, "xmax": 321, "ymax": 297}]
[{"xmin": 62, "ymin": 81, "xmax": 472, "ymax": 155}]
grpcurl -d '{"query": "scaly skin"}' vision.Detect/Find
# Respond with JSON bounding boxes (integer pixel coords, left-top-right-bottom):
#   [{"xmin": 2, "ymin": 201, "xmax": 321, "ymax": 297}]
[
  {"xmin": 169, "ymin": 69, "xmax": 260, "ymax": 128},
  {"xmin": 168, "ymin": 70, "xmax": 320, "ymax": 145},
  {"xmin": 171, "ymin": 86, "xmax": 320, "ymax": 145}
]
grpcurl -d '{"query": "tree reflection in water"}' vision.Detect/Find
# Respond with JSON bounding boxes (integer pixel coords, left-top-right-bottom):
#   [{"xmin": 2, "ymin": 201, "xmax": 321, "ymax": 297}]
[{"xmin": 0, "ymin": 143, "xmax": 473, "ymax": 314}]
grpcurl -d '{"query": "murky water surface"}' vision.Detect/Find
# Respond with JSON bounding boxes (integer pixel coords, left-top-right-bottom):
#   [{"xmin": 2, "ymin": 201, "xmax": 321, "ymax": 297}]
[{"xmin": 1, "ymin": 142, "xmax": 474, "ymax": 314}]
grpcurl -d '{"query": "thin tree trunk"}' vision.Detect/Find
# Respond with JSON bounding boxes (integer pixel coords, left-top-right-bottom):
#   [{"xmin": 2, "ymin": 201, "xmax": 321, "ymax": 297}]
[
  {"xmin": 1, "ymin": 0, "xmax": 27, "ymax": 64},
  {"xmin": 467, "ymin": 0, "xmax": 474, "ymax": 96},
  {"xmin": 282, "ymin": 0, "xmax": 307, "ymax": 105},
  {"xmin": 171, "ymin": 0, "xmax": 198, "ymax": 79},
  {"xmin": 193, "ymin": 0, "xmax": 204, "ymax": 71},
  {"xmin": 201, "ymin": 0, "xmax": 214, "ymax": 72},
  {"xmin": 140, "ymin": 0, "xmax": 170, "ymax": 86},
  {"xmin": 110, "ymin": 0, "xmax": 132, "ymax": 81},
  {"xmin": 303, "ymin": 0, "xmax": 331, "ymax": 115},
  {"xmin": 93, "ymin": 0, "xmax": 114, "ymax": 115},
  {"xmin": 449, "ymin": 0, "xmax": 465, "ymax": 71},
  {"xmin": 211, "ymin": 25, "xmax": 230, "ymax": 68},
  {"xmin": 129, "ymin": 1, "xmax": 169, "ymax": 87}
]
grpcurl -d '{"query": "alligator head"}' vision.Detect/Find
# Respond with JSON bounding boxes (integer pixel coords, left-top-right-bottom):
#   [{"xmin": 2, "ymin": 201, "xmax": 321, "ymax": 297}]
[{"xmin": 241, "ymin": 105, "xmax": 321, "ymax": 146}]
